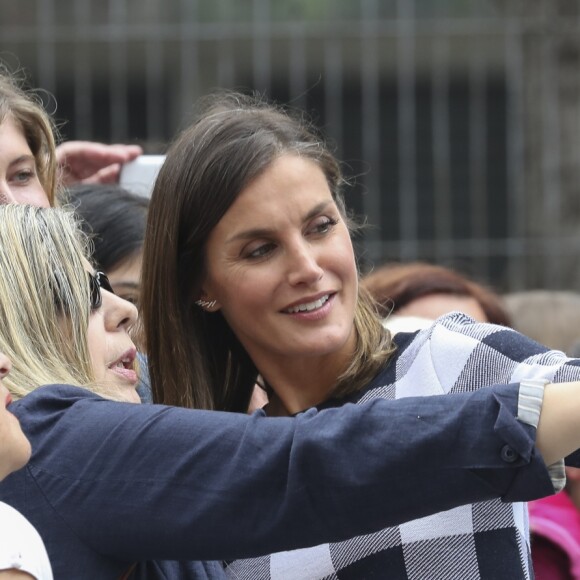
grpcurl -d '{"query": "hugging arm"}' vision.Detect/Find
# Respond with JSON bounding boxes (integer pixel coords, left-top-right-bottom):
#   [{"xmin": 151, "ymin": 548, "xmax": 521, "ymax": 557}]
[{"xmin": 15, "ymin": 382, "xmax": 560, "ymax": 563}]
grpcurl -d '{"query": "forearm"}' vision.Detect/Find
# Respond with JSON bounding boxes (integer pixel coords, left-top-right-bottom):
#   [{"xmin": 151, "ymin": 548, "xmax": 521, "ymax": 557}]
[{"xmin": 537, "ymin": 381, "xmax": 580, "ymax": 465}]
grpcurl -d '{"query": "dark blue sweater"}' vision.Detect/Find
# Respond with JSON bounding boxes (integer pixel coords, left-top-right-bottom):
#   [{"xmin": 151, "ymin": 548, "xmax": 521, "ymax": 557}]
[{"xmin": 0, "ymin": 382, "xmax": 556, "ymax": 578}]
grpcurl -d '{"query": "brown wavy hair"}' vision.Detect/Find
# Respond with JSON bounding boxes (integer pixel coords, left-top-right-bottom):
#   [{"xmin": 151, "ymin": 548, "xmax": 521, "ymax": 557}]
[{"xmin": 362, "ymin": 261, "xmax": 511, "ymax": 326}]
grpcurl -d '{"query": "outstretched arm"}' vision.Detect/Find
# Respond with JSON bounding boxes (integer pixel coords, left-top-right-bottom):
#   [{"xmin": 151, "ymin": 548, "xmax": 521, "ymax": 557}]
[
  {"xmin": 12, "ymin": 382, "xmax": 556, "ymax": 565},
  {"xmin": 56, "ymin": 141, "xmax": 142, "ymax": 185}
]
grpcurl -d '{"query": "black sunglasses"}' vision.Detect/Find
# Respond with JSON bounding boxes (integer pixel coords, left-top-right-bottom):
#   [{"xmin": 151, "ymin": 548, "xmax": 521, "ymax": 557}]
[{"xmin": 88, "ymin": 271, "xmax": 114, "ymax": 310}]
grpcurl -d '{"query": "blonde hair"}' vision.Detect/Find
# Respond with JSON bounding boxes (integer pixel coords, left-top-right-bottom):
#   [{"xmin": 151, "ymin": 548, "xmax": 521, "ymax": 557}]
[
  {"xmin": 0, "ymin": 66, "xmax": 58, "ymax": 205},
  {"xmin": 0, "ymin": 205, "xmax": 100, "ymax": 399}
]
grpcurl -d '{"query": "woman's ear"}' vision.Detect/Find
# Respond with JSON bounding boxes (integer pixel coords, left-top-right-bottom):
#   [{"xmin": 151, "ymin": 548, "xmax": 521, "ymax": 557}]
[{"xmin": 195, "ymin": 293, "xmax": 221, "ymax": 312}]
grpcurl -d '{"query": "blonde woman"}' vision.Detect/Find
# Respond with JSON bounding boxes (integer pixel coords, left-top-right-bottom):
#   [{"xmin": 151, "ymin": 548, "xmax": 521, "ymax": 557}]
[
  {"xmin": 2, "ymin": 205, "xmax": 574, "ymax": 577},
  {"xmin": 0, "ymin": 65, "xmax": 140, "ymax": 208}
]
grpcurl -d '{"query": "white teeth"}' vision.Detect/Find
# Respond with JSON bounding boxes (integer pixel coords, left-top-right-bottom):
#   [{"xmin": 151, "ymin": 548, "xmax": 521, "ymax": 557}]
[{"xmin": 286, "ymin": 294, "xmax": 330, "ymax": 313}]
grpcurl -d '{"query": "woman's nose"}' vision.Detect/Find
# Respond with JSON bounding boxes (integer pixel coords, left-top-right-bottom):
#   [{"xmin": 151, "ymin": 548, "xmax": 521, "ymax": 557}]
[
  {"xmin": 103, "ymin": 290, "xmax": 139, "ymax": 330},
  {"xmin": 286, "ymin": 243, "xmax": 324, "ymax": 286}
]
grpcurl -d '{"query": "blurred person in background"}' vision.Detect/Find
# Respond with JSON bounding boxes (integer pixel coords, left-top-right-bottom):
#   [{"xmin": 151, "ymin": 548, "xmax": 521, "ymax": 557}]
[
  {"xmin": 362, "ymin": 260, "xmax": 511, "ymax": 332},
  {"xmin": 0, "ymin": 62, "xmax": 141, "ymax": 209},
  {"xmin": 63, "ymin": 184, "xmax": 148, "ymax": 307},
  {"xmin": 504, "ymin": 290, "xmax": 580, "ymax": 355}
]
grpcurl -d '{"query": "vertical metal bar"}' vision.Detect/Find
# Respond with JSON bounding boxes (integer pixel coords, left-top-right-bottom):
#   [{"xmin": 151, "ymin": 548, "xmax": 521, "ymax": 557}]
[
  {"xmin": 217, "ymin": 0, "xmax": 235, "ymax": 88},
  {"xmin": 324, "ymin": 37, "xmax": 343, "ymax": 155},
  {"xmin": 73, "ymin": 0, "xmax": 93, "ymax": 139},
  {"xmin": 108, "ymin": 0, "xmax": 128, "ymax": 141},
  {"xmin": 469, "ymin": 35, "xmax": 488, "ymax": 278},
  {"xmin": 288, "ymin": 25, "xmax": 307, "ymax": 110},
  {"xmin": 145, "ymin": 0, "xmax": 164, "ymax": 141},
  {"xmin": 504, "ymin": 20, "xmax": 526, "ymax": 290},
  {"xmin": 432, "ymin": 35, "xmax": 452, "ymax": 261},
  {"xmin": 252, "ymin": 0, "xmax": 271, "ymax": 93},
  {"xmin": 37, "ymin": 0, "xmax": 56, "ymax": 94},
  {"xmin": 396, "ymin": 0, "xmax": 418, "ymax": 261},
  {"xmin": 180, "ymin": 0, "xmax": 201, "ymax": 120},
  {"xmin": 360, "ymin": 0, "xmax": 382, "ymax": 262},
  {"xmin": 541, "ymin": 10, "xmax": 562, "ymax": 287}
]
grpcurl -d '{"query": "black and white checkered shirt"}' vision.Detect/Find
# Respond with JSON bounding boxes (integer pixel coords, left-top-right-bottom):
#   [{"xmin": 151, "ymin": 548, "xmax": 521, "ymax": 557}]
[{"xmin": 225, "ymin": 313, "xmax": 580, "ymax": 580}]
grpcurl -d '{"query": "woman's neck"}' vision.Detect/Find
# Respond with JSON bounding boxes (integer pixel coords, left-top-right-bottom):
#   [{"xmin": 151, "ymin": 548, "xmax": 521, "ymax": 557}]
[
  {"xmin": 263, "ymin": 366, "xmax": 338, "ymax": 416},
  {"xmin": 259, "ymin": 342, "xmax": 356, "ymax": 416}
]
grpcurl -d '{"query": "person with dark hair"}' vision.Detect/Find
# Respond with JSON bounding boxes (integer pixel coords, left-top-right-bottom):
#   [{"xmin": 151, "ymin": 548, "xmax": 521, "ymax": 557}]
[
  {"xmin": 63, "ymin": 184, "xmax": 148, "ymax": 306},
  {"xmin": 141, "ymin": 92, "xmax": 580, "ymax": 579},
  {"xmin": 362, "ymin": 261, "xmax": 511, "ymax": 326}
]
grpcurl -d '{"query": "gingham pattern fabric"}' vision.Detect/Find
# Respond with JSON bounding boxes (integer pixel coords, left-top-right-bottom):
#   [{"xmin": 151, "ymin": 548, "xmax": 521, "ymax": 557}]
[{"xmin": 224, "ymin": 313, "xmax": 580, "ymax": 580}]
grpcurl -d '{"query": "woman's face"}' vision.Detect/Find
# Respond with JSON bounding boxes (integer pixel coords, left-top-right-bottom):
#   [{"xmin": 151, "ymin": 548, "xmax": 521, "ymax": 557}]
[
  {"xmin": 202, "ymin": 154, "xmax": 358, "ymax": 371},
  {"xmin": 106, "ymin": 251, "xmax": 143, "ymax": 307},
  {"xmin": 0, "ymin": 353, "xmax": 31, "ymax": 481},
  {"xmin": 86, "ymin": 270, "xmax": 141, "ymax": 402},
  {"xmin": 0, "ymin": 117, "xmax": 49, "ymax": 207}
]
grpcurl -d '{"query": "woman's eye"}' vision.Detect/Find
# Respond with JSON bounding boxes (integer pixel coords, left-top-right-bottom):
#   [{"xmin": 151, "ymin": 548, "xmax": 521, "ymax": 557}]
[
  {"xmin": 309, "ymin": 217, "xmax": 338, "ymax": 235},
  {"xmin": 119, "ymin": 294, "xmax": 139, "ymax": 306},
  {"xmin": 12, "ymin": 170, "xmax": 35, "ymax": 184},
  {"xmin": 246, "ymin": 243, "xmax": 276, "ymax": 260}
]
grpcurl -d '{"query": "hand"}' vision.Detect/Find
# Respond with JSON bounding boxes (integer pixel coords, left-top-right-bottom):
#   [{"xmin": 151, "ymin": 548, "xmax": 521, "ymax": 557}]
[{"xmin": 56, "ymin": 141, "xmax": 143, "ymax": 186}]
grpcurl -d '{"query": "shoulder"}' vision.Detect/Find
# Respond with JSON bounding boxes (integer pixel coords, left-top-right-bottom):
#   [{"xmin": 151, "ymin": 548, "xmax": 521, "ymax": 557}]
[
  {"xmin": 376, "ymin": 312, "xmax": 580, "ymax": 396},
  {"xmin": 12, "ymin": 384, "xmax": 104, "ymax": 411},
  {"xmin": 423, "ymin": 312, "xmax": 580, "ymax": 389},
  {"xmin": 417, "ymin": 311, "xmax": 551, "ymax": 362},
  {"xmin": 10, "ymin": 385, "xmax": 106, "ymax": 439},
  {"xmin": 0, "ymin": 503, "xmax": 52, "ymax": 579}
]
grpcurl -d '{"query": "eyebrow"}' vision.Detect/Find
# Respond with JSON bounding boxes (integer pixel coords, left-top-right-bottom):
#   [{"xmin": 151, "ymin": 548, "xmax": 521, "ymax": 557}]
[
  {"xmin": 226, "ymin": 200, "xmax": 334, "ymax": 244},
  {"xmin": 9, "ymin": 155, "xmax": 35, "ymax": 167},
  {"xmin": 112, "ymin": 282, "xmax": 139, "ymax": 289}
]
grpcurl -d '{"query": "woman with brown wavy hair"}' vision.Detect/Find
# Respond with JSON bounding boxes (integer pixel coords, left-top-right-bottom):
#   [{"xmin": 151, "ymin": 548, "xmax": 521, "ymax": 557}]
[{"xmin": 362, "ymin": 261, "xmax": 511, "ymax": 325}]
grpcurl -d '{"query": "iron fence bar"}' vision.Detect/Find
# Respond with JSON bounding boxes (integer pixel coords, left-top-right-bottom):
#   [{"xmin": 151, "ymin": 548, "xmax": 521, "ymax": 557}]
[
  {"xmin": 504, "ymin": 19, "xmax": 527, "ymax": 290},
  {"xmin": 73, "ymin": 0, "xmax": 93, "ymax": 139},
  {"xmin": 108, "ymin": 0, "xmax": 128, "ymax": 141},
  {"xmin": 360, "ymin": 0, "xmax": 382, "ymax": 263},
  {"xmin": 397, "ymin": 0, "xmax": 418, "ymax": 262}
]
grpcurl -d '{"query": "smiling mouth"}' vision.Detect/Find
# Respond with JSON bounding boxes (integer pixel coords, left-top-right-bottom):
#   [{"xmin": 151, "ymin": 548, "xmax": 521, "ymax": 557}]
[{"xmin": 284, "ymin": 294, "xmax": 331, "ymax": 314}]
